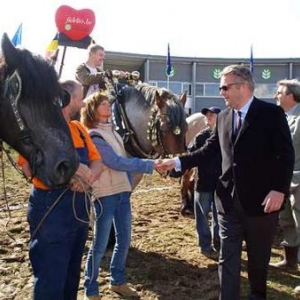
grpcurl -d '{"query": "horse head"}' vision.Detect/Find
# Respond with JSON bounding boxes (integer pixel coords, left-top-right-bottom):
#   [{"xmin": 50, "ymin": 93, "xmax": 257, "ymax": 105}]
[
  {"xmin": 0, "ymin": 33, "xmax": 78, "ymax": 188},
  {"xmin": 152, "ymin": 88, "xmax": 188, "ymax": 157}
]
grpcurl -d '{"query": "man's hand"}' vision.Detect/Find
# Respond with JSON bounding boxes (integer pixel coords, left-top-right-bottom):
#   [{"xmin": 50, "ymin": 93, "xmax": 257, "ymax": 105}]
[
  {"xmin": 155, "ymin": 159, "xmax": 176, "ymax": 173},
  {"xmin": 262, "ymin": 190, "xmax": 285, "ymax": 213},
  {"xmin": 69, "ymin": 163, "xmax": 93, "ymax": 193}
]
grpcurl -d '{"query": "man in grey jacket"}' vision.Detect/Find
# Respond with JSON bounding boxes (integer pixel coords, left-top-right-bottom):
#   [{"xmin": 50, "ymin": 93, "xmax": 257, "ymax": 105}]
[
  {"xmin": 272, "ymin": 79, "xmax": 300, "ymax": 294},
  {"xmin": 75, "ymin": 44, "xmax": 126, "ymax": 98}
]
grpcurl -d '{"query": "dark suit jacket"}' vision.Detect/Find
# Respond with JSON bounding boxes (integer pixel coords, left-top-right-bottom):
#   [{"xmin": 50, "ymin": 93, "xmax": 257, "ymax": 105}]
[
  {"xmin": 180, "ymin": 98, "xmax": 295, "ymax": 215},
  {"xmin": 188, "ymin": 128, "xmax": 221, "ymax": 192}
]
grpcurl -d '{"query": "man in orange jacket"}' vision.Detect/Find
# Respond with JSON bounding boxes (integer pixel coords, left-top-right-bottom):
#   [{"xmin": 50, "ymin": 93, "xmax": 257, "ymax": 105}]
[{"xmin": 19, "ymin": 80, "xmax": 103, "ymax": 300}]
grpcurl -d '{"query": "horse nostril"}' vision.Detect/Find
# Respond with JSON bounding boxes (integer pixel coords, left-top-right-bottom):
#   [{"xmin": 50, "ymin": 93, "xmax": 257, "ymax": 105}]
[{"xmin": 54, "ymin": 160, "xmax": 73, "ymax": 180}]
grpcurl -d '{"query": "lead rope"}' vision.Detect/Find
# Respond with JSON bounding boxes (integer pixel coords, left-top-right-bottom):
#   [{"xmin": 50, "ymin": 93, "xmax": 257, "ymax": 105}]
[
  {"xmin": 0, "ymin": 142, "xmax": 32, "ymax": 240},
  {"xmin": 0, "ymin": 141, "xmax": 14, "ymax": 240},
  {"xmin": 30, "ymin": 175, "xmax": 94, "ymax": 240}
]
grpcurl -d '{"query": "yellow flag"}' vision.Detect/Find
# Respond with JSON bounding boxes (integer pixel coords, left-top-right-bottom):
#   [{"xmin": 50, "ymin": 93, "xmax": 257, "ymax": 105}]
[{"xmin": 45, "ymin": 34, "xmax": 58, "ymax": 58}]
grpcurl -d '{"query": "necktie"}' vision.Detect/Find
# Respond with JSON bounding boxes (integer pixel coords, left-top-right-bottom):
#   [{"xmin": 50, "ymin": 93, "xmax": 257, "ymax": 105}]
[
  {"xmin": 235, "ymin": 111, "xmax": 242, "ymax": 136},
  {"xmin": 232, "ymin": 111, "xmax": 242, "ymax": 141}
]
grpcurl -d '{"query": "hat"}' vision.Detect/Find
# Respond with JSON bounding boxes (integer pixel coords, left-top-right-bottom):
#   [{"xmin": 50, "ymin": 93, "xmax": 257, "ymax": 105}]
[{"xmin": 201, "ymin": 106, "xmax": 221, "ymax": 115}]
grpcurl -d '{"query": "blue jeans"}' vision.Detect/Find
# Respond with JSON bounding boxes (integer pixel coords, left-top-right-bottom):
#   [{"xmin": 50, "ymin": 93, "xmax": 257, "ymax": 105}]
[
  {"xmin": 28, "ymin": 187, "xmax": 90, "ymax": 300},
  {"xmin": 84, "ymin": 192, "xmax": 131, "ymax": 296},
  {"xmin": 194, "ymin": 190, "xmax": 220, "ymax": 252}
]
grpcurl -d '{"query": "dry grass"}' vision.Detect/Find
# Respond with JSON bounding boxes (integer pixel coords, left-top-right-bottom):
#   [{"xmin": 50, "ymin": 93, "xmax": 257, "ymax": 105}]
[{"xmin": 0, "ymin": 151, "xmax": 300, "ymax": 300}]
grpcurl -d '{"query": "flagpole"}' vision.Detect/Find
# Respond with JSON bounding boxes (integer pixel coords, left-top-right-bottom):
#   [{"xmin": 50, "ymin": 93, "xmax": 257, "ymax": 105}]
[
  {"xmin": 58, "ymin": 46, "xmax": 67, "ymax": 79},
  {"xmin": 166, "ymin": 43, "xmax": 173, "ymax": 90},
  {"xmin": 250, "ymin": 44, "xmax": 254, "ymax": 74}
]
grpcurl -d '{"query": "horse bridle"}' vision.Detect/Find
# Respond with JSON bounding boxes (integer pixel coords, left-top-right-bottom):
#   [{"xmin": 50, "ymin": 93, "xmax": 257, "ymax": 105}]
[
  {"xmin": 2, "ymin": 69, "xmax": 40, "ymax": 177},
  {"xmin": 106, "ymin": 75, "xmax": 185, "ymax": 159},
  {"xmin": 147, "ymin": 104, "xmax": 184, "ymax": 158}
]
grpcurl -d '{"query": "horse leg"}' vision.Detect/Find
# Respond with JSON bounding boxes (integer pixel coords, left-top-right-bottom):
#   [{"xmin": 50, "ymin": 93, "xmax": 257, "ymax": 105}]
[
  {"xmin": 132, "ymin": 172, "xmax": 144, "ymax": 191},
  {"xmin": 180, "ymin": 169, "xmax": 195, "ymax": 217}
]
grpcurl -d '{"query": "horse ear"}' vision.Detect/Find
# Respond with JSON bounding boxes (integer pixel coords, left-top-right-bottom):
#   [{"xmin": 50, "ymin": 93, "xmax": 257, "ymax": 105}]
[
  {"xmin": 154, "ymin": 90, "xmax": 165, "ymax": 109},
  {"xmin": 179, "ymin": 90, "xmax": 187, "ymax": 107},
  {"xmin": 1, "ymin": 33, "xmax": 21, "ymax": 73}
]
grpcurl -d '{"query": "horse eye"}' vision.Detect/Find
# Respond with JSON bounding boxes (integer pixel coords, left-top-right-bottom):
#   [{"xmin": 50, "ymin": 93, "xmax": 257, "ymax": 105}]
[{"xmin": 160, "ymin": 120, "xmax": 171, "ymax": 133}]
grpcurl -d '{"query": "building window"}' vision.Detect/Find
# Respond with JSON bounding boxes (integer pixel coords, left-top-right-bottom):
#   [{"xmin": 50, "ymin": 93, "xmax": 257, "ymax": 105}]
[
  {"xmin": 255, "ymin": 84, "xmax": 277, "ymax": 98},
  {"xmin": 204, "ymin": 83, "xmax": 220, "ymax": 97},
  {"xmin": 156, "ymin": 81, "xmax": 183, "ymax": 95},
  {"xmin": 195, "ymin": 84, "xmax": 204, "ymax": 96},
  {"xmin": 149, "ymin": 81, "xmax": 157, "ymax": 87},
  {"xmin": 183, "ymin": 83, "xmax": 192, "ymax": 96}
]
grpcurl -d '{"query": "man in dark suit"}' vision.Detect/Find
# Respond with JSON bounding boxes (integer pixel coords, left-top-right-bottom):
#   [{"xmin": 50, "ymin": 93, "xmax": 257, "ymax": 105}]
[{"xmin": 157, "ymin": 64, "xmax": 294, "ymax": 300}]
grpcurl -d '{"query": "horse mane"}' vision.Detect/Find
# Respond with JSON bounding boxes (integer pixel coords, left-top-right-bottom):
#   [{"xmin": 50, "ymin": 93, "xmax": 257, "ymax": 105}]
[
  {"xmin": 1, "ymin": 48, "xmax": 61, "ymax": 116},
  {"xmin": 131, "ymin": 83, "xmax": 186, "ymax": 129}
]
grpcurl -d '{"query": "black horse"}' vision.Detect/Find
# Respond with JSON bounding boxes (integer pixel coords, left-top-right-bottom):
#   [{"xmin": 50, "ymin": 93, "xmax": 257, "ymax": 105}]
[
  {"xmin": 112, "ymin": 83, "xmax": 188, "ymax": 160},
  {"xmin": 0, "ymin": 33, "xmax": 78, "ymax": 188}
]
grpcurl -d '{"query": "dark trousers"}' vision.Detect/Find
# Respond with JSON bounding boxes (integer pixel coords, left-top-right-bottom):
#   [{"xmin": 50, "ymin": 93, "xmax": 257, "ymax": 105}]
[
  {"xmin": 218, "ymin": 207, "xmax": 278, "ymax": 300},
  {"xmin": 28, "ymin": 187, "xmax": 90, "ymax": 300}
]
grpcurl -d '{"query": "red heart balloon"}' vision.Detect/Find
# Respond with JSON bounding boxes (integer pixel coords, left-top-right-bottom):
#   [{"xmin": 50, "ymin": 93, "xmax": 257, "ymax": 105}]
[{"xmin": 55, "ymin": 5, "xmax": 96, "ymax": 41}]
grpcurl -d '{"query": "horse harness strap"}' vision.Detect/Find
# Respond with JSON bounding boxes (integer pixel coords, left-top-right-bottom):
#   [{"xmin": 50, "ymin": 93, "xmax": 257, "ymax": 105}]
[
  {"xmin": 113, "ymin": 91, "xmax": 159, "ymax": 159},
  {"xmin": 4, "ymin": 70, "xmax": 24, "ymax": 131}
]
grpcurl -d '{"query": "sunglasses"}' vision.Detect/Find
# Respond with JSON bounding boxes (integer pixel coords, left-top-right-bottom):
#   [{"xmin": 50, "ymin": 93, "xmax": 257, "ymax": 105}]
[{"xmin": 219, "ymin": 82, "xmax": 244, "ymax": 92}]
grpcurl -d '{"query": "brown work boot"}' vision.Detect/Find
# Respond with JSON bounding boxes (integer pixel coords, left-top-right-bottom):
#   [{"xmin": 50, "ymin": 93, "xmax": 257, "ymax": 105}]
[
  {"xmin": 110, "ymin": 283, "xmax": 139, "ymax": 298},
  {"xmin": 270, "ymin": 246, "xmax": 298, "ymax": 270}
]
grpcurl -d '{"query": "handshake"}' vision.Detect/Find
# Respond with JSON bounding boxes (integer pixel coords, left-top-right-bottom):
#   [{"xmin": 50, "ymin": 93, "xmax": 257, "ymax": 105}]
[{"xmin": 153, "ymin": 158, "xmax": 177, "ymax": 173}]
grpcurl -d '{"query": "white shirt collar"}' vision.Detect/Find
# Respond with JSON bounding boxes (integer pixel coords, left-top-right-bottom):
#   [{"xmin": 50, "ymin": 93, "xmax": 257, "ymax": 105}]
[{"xmin": 234, "ymin": 96, "xmax": 254, "ymax": 120}]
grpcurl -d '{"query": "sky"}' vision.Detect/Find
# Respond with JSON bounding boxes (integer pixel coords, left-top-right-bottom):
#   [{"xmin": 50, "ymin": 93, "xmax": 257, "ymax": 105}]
[{"xmin": 0, "ymin": 0, "xmax": 300, "ymax": 79}]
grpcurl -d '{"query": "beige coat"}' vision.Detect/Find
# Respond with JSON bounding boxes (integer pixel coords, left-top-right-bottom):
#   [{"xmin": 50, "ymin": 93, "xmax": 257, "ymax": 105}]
[{"xmin": 90, "ymin": 124, "xmax": 132, "ymax": 199}]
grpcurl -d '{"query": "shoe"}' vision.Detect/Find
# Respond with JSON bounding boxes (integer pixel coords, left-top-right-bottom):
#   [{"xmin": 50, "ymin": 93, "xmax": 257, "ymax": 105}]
[
  {"xmin": 270, "ymin": 246, "xmax": 298, "ymax": 270},
  {"xmin": 84, "ymin": 295, "xmax": 101, "ymax": 300},
  {"xmin": 201, "ymin": 249, "xmax": 219, "ymax": 261},
  {"xmin": 110, "ymin": 283, "xmax": 139, "ymax": 298}
]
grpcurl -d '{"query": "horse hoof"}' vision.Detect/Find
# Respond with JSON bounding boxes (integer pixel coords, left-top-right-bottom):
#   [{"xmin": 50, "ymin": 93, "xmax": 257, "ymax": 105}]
[{"xmin": 180, "ymin": 207, "xmax": 194, "ymax": 218}]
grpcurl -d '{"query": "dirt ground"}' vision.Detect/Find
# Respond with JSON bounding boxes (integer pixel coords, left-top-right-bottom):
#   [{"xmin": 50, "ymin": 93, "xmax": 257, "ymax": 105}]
[{"xmin": 0, "ymin": 157, "xmax": 300, "ymax": 300}]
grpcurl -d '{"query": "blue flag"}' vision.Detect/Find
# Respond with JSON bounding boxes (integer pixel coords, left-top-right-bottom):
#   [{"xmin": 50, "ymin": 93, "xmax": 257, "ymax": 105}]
[
  {"xmin": 250, "ymin": 44, "xmax": 254, "ymax": 74},
  {"xmin": 166, "ymin": 43, "xmax": 174, "ymax": 77},
  {"xmin": 11, "ymin": 23, "xmax": 22, "ymax": 47}
]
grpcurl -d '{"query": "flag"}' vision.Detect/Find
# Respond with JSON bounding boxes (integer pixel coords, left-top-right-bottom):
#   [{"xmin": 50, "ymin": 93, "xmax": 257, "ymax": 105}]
[
  {"xmin": 45, "ymin": 34, "xmax": 59, "ymax": 65},
  {"xmin": 166, "ymin": 43, "xmax": 174, "ymax": 77},
  {"xmin": 46, "ymin": 34, "xmax": 59, "ymax": 53},
  {"xmin": 250, "ymin": 44, "xmax": 254, "ymax": 74},
  {"xmin": 11, "ymin": 23, "xmax": 22, "ymax": 47},
  {"xmin": 45, "ymin": 34, "xmax": 59, "ymax": 57}
]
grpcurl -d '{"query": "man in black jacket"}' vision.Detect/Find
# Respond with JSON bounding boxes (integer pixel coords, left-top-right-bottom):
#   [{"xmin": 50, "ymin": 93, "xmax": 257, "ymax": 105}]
[
  {"xmin": 157, "ymin": 65, "xmax": 294, "ymax": 300},
  {"xmin": 188, "ymin": 106, "xmax": 221, "ymax": 259}
]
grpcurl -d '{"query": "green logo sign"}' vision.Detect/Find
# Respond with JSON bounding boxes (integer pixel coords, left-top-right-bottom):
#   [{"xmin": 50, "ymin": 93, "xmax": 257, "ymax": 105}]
[
  {"xmin": 213, "ymin": 68, "xmax": 222, "ymax": 79},
  {"xmin": 262, "ymin": 69, "xmax": 271, "ymax": 80}
]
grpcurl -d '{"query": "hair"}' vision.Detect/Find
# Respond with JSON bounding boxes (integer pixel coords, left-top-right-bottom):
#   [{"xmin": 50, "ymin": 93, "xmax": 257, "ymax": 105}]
[
  {"xmin": 60, "ymin": 80, "xmax": 81, "ymax": 96},
  {"xmin": 81, "ymin": 92, "xmax": 110, "ymax": 129},
  {"xmin": 88, "ymin": 44, "xmax": 105, "ymax": 55},
  {"xmin": 221, "ymin": 64, "xmax": 255, "ymax": 91},
  {"xmin": 277, "ymin": 79, "xmax": 300, "ymax": 103}
]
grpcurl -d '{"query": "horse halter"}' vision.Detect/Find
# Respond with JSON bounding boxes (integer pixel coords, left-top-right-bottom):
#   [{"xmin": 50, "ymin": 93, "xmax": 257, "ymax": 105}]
[
  {"xmin": 147, "ymin": 104, "xmax": 182, "ymax": 158},
  {"xmin": 2, "ymin": 69, "xmax": 41, "ymax": 177},
  {"xmin": 3, "ymin": 70, "xmax": 28, "ymax": 136}
]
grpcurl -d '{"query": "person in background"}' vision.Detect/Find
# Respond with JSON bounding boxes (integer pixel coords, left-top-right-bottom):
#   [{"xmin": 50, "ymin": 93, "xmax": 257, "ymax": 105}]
[
  {"xmin": 272, "ymin": 79, "xmax": 300, "ymax": 294},
  {"xmin": 80, "ymin": 92, "xmax": 160, "ymax": 300},
  {"xmin": 156, "ymin": 65, "xmax": 294, "ymax": 300},
  {"xmin": 189, "ymin": 106, "xmax": 221, "ymax": 260},
  {"xmin": 18, "ymin": 80, "xmax": 103, "ymax": 300},
  {"xmin": 75, "ymin": 44, "xmax": 126, "ymax": 99}
]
